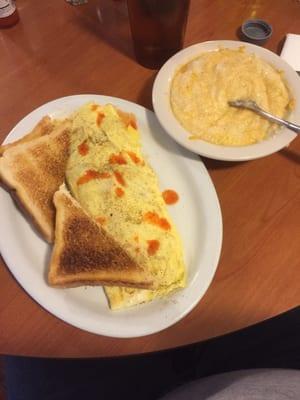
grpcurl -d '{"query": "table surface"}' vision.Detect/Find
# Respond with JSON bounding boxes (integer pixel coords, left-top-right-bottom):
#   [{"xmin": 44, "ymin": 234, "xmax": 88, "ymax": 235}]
[{"xmin": 0, "ymin": 0, "xmax": 299, "ymax": 358}]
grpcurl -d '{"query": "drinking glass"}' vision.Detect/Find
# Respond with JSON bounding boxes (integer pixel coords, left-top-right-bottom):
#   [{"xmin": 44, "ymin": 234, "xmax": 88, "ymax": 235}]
[{"xmin": 127, "ymin": 0, "xmax": 190, "ymax": 69}]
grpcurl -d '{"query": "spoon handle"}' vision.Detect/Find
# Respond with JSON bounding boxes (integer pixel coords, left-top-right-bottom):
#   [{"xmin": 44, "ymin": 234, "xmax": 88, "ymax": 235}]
[{"xmin": 252, "ymin": 107, "xmax": 300, "ymax": 134}]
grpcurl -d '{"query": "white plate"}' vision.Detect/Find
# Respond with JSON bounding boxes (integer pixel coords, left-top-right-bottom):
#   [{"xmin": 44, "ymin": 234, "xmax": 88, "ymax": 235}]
[
  {"xmin": 0, "ymin": 95, "xmax": 222, "ymax": 338},
  {"xmin": 152, "ymin": 40, "xmax": 300, "ymax": 161}
]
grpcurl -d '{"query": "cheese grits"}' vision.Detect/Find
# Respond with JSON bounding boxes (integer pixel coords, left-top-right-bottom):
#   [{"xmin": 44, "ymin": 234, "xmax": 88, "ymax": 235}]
[{"xmin": 170, "ymin": 47, "xmax": 293, "ymax": 146}]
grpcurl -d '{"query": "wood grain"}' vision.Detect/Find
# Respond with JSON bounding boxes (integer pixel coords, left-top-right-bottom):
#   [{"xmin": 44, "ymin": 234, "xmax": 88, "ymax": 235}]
[{"xmin": 0, "ymin": 0, "xmax": 299, "ymax": 358}]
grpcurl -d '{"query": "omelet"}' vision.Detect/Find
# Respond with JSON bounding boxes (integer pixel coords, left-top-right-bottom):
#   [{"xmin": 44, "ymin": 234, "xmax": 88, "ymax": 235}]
[
  {"xmin": 170, "ymin": 47, "xmax": 293, "ymax": 146},
  {"xmin": 66, "ymin": 103, "xmax": 186, "ymax": 310}
]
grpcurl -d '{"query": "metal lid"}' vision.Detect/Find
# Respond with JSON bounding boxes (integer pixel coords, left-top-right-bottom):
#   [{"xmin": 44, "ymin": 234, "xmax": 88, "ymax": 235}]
[{"xmin": 240, "ymin": 19, "xmax": 273, "ymax": 45}]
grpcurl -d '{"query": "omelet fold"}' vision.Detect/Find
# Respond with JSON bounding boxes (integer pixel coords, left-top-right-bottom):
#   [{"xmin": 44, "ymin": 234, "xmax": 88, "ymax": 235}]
[{"xmin": 66, "ymin": 103, "xmax": 186, "ymax": 310}]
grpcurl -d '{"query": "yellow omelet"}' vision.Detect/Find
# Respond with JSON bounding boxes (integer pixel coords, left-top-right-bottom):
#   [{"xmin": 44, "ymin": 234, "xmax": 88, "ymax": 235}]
[{"xmin": 66, "ymin": 103, "xmax": 186, "ymax": 310}]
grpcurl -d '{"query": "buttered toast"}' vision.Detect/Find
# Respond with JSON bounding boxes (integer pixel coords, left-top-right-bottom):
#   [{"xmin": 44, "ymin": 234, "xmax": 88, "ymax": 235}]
[
  {"xmin": 0, "ymin": 120, "xmax": 71, "ymax": 242},
  {"xmin": 48, "ymin": 185, "xmax": 154, "ymax": 289}
]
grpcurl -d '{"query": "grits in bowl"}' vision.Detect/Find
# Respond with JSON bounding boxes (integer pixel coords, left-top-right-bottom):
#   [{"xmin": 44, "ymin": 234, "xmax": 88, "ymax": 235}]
[{"xmin": 170, "ymin": 47, "xmax": 293, "ymax": 146}]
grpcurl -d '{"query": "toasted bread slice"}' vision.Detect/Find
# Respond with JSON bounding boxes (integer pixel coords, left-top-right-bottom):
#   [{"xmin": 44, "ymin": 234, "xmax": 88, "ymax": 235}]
[
  {"xmin": 0, "ymin": 116, "xmax": 54, "ymax": 156},
  {"xmin": 48, "ymin": 185, "xmax": 153, "ymax": 289},
  {"xmin": 0, "ymin": 120, "xmax": 71, "ymax": 242}
]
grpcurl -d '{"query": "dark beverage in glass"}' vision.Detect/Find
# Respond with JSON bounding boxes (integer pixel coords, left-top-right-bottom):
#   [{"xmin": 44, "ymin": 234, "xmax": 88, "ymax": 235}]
[{"xmin": 127, "ymin": 0, "xmax": 190, "ymax": 69}]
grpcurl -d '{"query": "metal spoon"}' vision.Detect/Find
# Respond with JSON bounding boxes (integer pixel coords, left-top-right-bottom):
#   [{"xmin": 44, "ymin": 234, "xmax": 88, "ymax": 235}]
[{"xmin": 228, "ymin": 99, "xmax": 300, "ymax": 134}]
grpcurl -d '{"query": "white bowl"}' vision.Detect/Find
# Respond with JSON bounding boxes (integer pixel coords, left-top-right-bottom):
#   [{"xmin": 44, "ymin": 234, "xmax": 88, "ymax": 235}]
[{"xmin": 152, "ymin": 40, "xmax": 300, "ymax": 161}]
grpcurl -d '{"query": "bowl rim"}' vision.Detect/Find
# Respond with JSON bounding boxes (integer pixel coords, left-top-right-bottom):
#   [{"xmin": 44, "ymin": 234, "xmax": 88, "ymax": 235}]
[{"xmin": 152, "ymin": 40, "xmax": 299, "ymax": 161}]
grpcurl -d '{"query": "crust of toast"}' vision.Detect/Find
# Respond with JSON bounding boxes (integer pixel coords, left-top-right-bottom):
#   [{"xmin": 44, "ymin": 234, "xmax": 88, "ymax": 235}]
[
  {"xmin": 48, "ymin": 185, "xmax": 153, "ymax": 289},
  {"xmin": 0, "ymin": 120, "xmax": 71, "ymax": 242},
  {"xmin": 0, "ymin": 116, "xmax": 54, "ymax": 156}
]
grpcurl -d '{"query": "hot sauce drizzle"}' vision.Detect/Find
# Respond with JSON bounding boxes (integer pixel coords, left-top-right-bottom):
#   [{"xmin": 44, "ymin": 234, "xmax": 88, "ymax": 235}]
[
  {"xmin": 98, "ymin": 172, "xmax": 111, "ymax": 179},
  {"xmin": 147, "ymin": 239, "xmax": 160, "ymax": 256},
  {"xmin": 117, "ymin": 110, "xmax": 138, "ymax": 130},
  {"xmin": 162, "ymin": 189, "xmax": 179, "ymax": 205},
  {"xmin": 78, "ymin": 140, "xmax": 89, "ymax": 156},
  {"xmin": 144, "ymin": 211, "xmax": 171, "ymax": 231},
  {"xmin": 114, "ymin": 171, "xmax": 126, "ymax": 186},
  {"xmin": 109, "ymin": 153, "xmax": 127, "ymax": 165},
  {"xmin": 77, "ymin": 170, "xmax": 110, "ymax": 185},
  {"xmin": 115, "ymin": 187, "xmax": 125, "ymax": 197},
  {"xmin": 127, "ymin": 151, "xmax": 142, "ymax": 164}
]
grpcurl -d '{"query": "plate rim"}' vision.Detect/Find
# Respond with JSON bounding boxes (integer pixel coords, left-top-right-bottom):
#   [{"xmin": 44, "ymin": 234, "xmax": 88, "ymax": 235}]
[
  {"xmin": 0, "ymin": 94, "xmax": 223, "ymax": 338},
  {"xmin": 152, "ymin": 40, "xmax": 300, "ymax": 161}
]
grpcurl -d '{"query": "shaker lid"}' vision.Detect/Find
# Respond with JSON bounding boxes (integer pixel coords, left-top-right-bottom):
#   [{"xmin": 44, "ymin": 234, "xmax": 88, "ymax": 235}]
[{"xmin": 241, "ymin": 19, "xmax": 273, "ymax": 45}]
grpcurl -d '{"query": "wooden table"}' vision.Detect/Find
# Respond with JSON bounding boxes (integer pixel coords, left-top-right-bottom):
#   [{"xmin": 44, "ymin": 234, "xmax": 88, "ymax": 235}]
[{"xmin": 0, "ymin": 0, "xmax": 299, "ymax": 358}]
